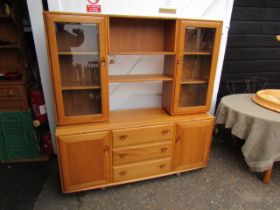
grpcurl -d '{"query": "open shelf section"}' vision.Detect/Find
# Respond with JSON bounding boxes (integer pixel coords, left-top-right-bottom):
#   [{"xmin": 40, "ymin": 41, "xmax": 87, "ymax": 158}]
[
  {"xmin": 184, "ymin": 51, "xmax": 211, "ymax": 55},
  {"xmin": 58, "ymin": 52, "xmax": 99, "ymax": 55},
  {"xmin": 61, "ymin": 85, "xmax": 101, "ymax": 90},
  {"xmin": 109, "ymin": 74, "xmax": 173, "ymax": 83},
  {"xmin": 181, "ymin": 79, "xmax": 208, "ymax": 84},
  {"xmin": 109, "ymin": 17, "xmax": 177, "ymax": 53}
]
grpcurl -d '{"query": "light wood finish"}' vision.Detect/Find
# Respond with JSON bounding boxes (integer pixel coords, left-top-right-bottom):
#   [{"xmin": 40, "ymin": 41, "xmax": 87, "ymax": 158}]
[
  {"xmin": 56, "ymin": 108, "xmax": 212, "ymax": 136},
  {"xmin": 113, "ymin": 124, "xmax": 174, "ymax": 147},
  {"xmin": 57, "ymin": 131, "xmax": 111, "ymax": 192},
  {"xmin": 109, "ymin": 51, "xmax": 175, "ymax": 55},
  {"xmin": 61, "ymin": 85, "xmax": 101, "ymax": 90},
  {"xmin": 263, "ymin": 167, "xmax": 273, "ymax": 184},
  {"xmin": 173, "ymin": 20, "xmax": 222, "ymax": 114},
  {"xmin": 109, "ymin": 17, "xmax": 177, "ymax": 53},
  {"xmin": 44, "ymin": 13, "xmax": 109, "ymax": 125},
  {"xmin": 58, "ymin": 52, "xmax": 99, "ymax": 55},
  {"xmin": 252, "ymin": 89, "xmax": 280, "ymax": 113},
  {"xmin": 184, "ymin": 51, "xmax": 212, "ymax": 55},
  {"xmin": 109, "ymin": 74, "xmax": 173, "ymax": 83},
  {"xmin": 173, "ymin": 118, "xmax": 214, "ymax": 171},
  {"xmin": 181, "ymin": 79, "xmax": 208, "ymax": 84},
  {"xmin": 113, "ymin": 141, "xmax": 172, "ymax": 165},
  {"xmin": 113, "ymin": 158, "xmax": 171, "ymax": 182}
]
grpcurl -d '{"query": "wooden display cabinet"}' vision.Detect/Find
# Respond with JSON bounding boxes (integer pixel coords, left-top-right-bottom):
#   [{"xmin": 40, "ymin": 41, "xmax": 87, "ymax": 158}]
[
  {"xmin": 44, "ymin": 12, "xmax": 222, "ymax": 193},
  {"xmin": 172, "ymin": 20, "xmax": 222, "ymax": 114},
  {"xmin": 45, "ymin": 14, "xmax": 109, "ymax": 125}
]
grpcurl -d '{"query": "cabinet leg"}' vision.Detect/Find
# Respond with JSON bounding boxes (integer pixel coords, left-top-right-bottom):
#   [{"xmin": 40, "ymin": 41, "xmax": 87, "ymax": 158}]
[{"xmin": 263, "ymin": 167, "xmax": 273, "ymax": 184}]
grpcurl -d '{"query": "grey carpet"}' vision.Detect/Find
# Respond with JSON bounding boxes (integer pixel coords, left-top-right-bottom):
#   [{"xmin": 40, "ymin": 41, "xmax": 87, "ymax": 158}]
[{"xmin": 34, "ymin": 139, "xmax": 280, "ymax": 210}]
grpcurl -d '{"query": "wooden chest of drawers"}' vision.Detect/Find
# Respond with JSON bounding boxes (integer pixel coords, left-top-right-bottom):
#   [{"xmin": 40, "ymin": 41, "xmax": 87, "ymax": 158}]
[{"xmin": 56, "ymin": 109, "xmax": 214, "ymax": 193}]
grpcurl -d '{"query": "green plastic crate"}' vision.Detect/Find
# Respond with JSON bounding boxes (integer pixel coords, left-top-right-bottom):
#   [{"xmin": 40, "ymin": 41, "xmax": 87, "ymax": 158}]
[{"xmin": 0, "ymin": 111, "xmax": 38, "ymax": 161}]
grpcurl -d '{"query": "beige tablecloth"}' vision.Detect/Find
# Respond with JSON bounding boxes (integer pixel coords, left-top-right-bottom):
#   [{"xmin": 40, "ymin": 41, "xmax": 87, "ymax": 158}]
[{"xmin": 215, "ymin": 94, "xmax": 280, "ymax": 172}]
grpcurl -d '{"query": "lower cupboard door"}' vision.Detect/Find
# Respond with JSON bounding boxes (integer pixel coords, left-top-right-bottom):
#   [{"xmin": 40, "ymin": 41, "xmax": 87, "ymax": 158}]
[{"xmin": 57, "ymin": 131, "xmax": 111, "ymax": 192}]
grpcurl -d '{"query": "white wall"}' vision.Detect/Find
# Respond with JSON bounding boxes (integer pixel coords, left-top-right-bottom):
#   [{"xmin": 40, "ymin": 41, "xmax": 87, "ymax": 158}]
[{"xmin": 27, "ymin": 0, "xmax": 234, "ymax": 150}]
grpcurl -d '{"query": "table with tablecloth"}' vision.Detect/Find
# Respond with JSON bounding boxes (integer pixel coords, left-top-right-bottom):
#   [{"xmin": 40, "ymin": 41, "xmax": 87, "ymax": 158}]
[{"xmin": 215, "ymin": 94, "xmax": 280, "ymax": 182}]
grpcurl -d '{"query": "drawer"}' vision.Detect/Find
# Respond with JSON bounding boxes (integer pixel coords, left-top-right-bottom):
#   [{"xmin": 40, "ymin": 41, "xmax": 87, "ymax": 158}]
[
  {"xmin": 0, "ymin": 85, "xmax": 25, "ymax": 101},
  {"xmin": 113, "ymin": 124, "xmax": 174, "ymax": 147},
  {"xmin": 113, "ymin": 141, "xmax": 172, "ymax": 165},
  {"xmin": 113, "ymin": 158, "xmax": 171, "ymax": 182},
  {"xmin": 0, "ymin": 100, "xmax": 28, "ymax": 111}
]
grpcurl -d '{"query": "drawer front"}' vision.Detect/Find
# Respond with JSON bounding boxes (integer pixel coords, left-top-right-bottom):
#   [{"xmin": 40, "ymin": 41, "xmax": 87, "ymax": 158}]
[
  {"xmin": 0, "ymin": 86, "xmax": 24, "ymax": 100},
  {"xmin": 113, "ymin": 141, "xmax": 172, "ymax": 165},
  {"xmin": 113, "ymin": 158, "xmax": 171, "ymax": 182},
  {"xmin": 0, "ymin": 100, "xmax": 27, "ymax": 111},
  {"xmin": 113, "ymin": 124, "xmax": 174, "ymax": 147}
]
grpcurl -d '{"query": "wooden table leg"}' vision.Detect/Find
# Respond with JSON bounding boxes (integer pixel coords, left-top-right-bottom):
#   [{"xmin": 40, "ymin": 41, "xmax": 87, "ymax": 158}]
[{"xmin": 263, "ymin": 167, "xmax": 273, "ymax": 184}]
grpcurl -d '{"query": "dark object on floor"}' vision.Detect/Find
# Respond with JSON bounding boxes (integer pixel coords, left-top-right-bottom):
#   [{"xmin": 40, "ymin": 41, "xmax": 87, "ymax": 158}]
[{"xmin": 0, "ymin": 156, "xmax": 54, "ymax": 210}]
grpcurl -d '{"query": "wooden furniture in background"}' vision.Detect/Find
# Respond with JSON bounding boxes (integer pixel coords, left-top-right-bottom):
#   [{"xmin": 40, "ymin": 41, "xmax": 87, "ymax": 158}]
[
  {"xmin": 44, "ymin": 12, "xmax": 222, "ymax": 193},
  {"xmin": 0, "ymin": 0, "xmax": 28, "ymax": 111}
]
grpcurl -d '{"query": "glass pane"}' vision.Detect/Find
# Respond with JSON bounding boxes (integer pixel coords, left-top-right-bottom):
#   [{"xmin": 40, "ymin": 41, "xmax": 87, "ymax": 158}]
[
  {"xmin": 179, "ymin": 84, "xmax": 207, "ymax": 107},
  {"xmin": 181, "ymin": 55, "xmax": 211, "ymax": 82},
  {"xmin": 184, "ymin": 27, "xmax": 215, "ymax": 52},
  {"xmin": 62, "ymin": 89, "xmax": 102, "ymax": 116},
  {"xmin": 55, "ymin": 22, "xmax": 99, "ymax": 52},
  {"xmin": 59, "ymin": 55, "xmax": 100, "ymax": 87},
  {"xmin": 55, "ymin": 22, "xmax": 102, "ymax": 116}
]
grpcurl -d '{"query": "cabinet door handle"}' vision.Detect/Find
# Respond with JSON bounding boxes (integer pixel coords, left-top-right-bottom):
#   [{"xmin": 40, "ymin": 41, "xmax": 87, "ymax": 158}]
[
  {"xmin": 104, "ymin": 145, "xmax": 110, "ymax": 155},
  {"xmin": 176, "ymin": 136, "xmax": 181, "ymax": 143},
  {"xmin": 119, "ymin": 170, "xmax": 128, "ymax": 176},
  {"xmin": 119, "ymin": 154, "xmax": 127, "ymax": 159},
  {"xmin": 160, "ymin": 147, "xmax": 168, "ymax": 153},
  {"xmin": 7, "ymin": 90, "xmax": 14, "ymax": 97},
  {"xmin": 177, "ymin": 60, "xmax": 183, "ymax": 65},
  {"xmin": 159, "ymin": 164, "xmax": 166, "ymax": 169},
  {"xmin": 100, "ymin": 58, "xmax": 106, "ymax": 67},
  {"xmin": 162, "ymin": 130, "xmax": 170, "ymax": 135},
  {"xmin": 119, "ymin": 135, "xmax": 128, "ymax": 141}
]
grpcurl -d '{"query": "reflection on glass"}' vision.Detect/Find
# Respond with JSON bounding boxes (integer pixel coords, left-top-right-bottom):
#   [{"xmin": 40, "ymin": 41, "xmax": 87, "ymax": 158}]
[
  {"xmin": 55, "ymin": 22, "xmax": 102, "ymax": 116},
  {"xmin": 181, "ymin": 55, "xmax": 211, "ymax": 81},
  {"xmin": 55, "ymin": 22, "xmax": 99, "ymax": 53},
  {"xmin": 185, "ymin": 27, "xmax": 215, "ymax": 52},
  {"xmin": 179, "ymin": 84, "xmax": 207, "ymax": 107},
  {"xmin": 59, "ymin": 55, "xmax": 100, "ymax": 86},
  {"xmin": 63, "ymin": 89, "xmax": 102, "ymax": 116}
]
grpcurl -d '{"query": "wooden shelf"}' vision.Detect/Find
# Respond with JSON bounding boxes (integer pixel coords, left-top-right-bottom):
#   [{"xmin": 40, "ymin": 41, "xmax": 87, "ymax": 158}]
[
  {"xmin": 0, "ymin": 44, "xmax": 18, "ymax": 49},
  {"xmin": 184, "ymin": 51, "xmax": 211, "ymax": 55},
  {"xmin": 181, "ymin": 79, "xmax": 208, "ymax": 84},
  {"xmin": 109, "ymin": 51, "xmax": 175, "ymax": 55},
  {"xmin": 61, "ymin": 85, "xmax": 101, "ymax": 90},
  {"xmin": 109, "ymin": 74, "xmax": 173, "ymax": 83},
  {"xmin": 58, "ymin": 52, "xmax": 99, "ymax": 55}
]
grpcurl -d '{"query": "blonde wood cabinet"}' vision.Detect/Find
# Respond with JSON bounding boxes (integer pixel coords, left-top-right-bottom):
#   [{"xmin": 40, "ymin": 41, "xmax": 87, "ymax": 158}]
[
  {"xmin": 173, "ymin": 118, "xmax": 214, "ymax": 171},
  {"xmin": 45, "ymin": 13, "xmax": 109, "ymax": 125},
  {"xmin": 44, "ymin": 12, "xmax": 222, "ymax": 193},
  {"xmin": 57, "ymin": 131, "xmax": 111, "ymax": 192}
]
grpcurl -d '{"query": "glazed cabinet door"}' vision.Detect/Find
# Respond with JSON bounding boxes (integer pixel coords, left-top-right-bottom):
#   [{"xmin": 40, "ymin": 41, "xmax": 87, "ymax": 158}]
[
  {"xmin": 45, "ymin": 13, "xmax": 108, "ymax": 125},
  {"xmin": 173, "ymin": 20, "xmax": 222, "ymax": 114},
  {"xmin": 57, "ymin": 131, "xmax": 111, "ymax": 193},
  {"xmin": 173, "ymin": 118, "xmax": 214, "ymax": 171}
]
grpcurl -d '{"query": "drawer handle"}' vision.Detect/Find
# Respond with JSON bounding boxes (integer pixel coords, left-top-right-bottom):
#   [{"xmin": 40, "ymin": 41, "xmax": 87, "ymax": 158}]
[
  {"xmin": 119, "ymin": 170, "xmax": 128, "ymax": 176},
  {"xmin": 119, "ymin": 154, "xmax": 127, "ymax": 159},
  {"xmin": 162, "ymin": 130, "xmax": 170, "ymax": 135},
  {"xmin": 159, "ymin": 164, "xmax": 166, "ymax": 169},
  {"xmin": 160, "ymin": 147, "xmax": 168, "ymax": 153},
  {"xmin": 176, "ymin": 136, "xmax": 181, "ymax": 143},
  {"xmin": 7, "ymin": 90, "xmax": 15, "ymax": 97},
  {"xmin": 104, "ymin": 145, "xmax": 110, "ymax": 155},
  {"xmin": 119, "ymin": 135, "xmax": 128, "ymax": 141}
]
